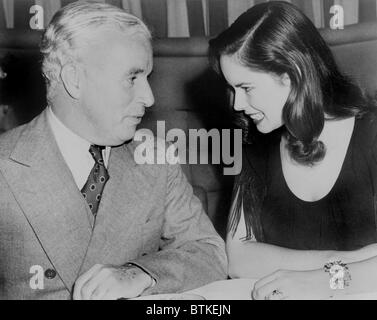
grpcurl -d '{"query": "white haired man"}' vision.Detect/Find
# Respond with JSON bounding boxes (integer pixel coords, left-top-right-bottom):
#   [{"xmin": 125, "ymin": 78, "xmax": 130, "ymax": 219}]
[{"xmin": 0, "ymin": 1, "xmax": 227, "ymax": 300}]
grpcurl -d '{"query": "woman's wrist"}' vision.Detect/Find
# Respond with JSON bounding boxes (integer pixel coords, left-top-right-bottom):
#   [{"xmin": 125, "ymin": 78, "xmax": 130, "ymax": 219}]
[
  {"xmin": 321, "ymin": 260, "xmax": 352, "ymax": 298},
  {"xmin": 309, "ymin": 268, "xmax": 335, "ymax": 299}
]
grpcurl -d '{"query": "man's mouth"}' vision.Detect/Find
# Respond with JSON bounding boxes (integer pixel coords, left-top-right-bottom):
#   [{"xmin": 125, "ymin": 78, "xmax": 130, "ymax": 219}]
[{"xmin": 127, "ymin": 114, "xmax": 144, "ymax": 124}]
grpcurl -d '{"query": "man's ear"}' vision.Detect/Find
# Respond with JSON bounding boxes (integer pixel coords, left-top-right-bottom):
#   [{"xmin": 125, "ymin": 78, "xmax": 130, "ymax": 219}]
[{"xmin": 60, "ymin": 63, "xmax": 82, "ymax": 99}]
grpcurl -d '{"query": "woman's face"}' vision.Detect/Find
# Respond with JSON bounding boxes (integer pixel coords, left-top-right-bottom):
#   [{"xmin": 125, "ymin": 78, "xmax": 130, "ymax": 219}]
[{"xmin": 220, "ymin": 54, "xmax": 291, "ymax": 134}]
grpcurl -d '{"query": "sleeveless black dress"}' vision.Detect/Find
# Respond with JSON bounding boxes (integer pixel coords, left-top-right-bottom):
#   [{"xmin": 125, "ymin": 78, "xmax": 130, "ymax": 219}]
[{"xmin": 243, "ymin": 112, "xmax": 377, "ymax": 251}]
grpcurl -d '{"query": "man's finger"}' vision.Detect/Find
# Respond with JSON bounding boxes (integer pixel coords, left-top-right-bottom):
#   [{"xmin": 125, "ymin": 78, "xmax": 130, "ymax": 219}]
[
  {"xmin": 73, "ymin": 264, "xmax": 104, "ymax": 300},
  {"xmin": 88, "ymin": 275, "xmax": 126, "ymax": 300},
  {"xmin": 81, "ymin": 267, "xmax": 112, "ymax": 300},
  {"xmin": 91, "ymin": 282, "xmax": 111, "ymax": 300},
  {"xmin": 102, "ymin": 291, "xmax": 122, "ymax": 300},
  {"xmin": 81, "ymin": 267, "xmax": 113, "ymax": 300}
]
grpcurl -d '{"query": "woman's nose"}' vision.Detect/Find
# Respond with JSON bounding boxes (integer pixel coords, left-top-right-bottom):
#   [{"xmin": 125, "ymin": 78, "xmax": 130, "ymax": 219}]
[{"xmin": 233, "ymin": 90, "xmax": 247, "ymax": 112}]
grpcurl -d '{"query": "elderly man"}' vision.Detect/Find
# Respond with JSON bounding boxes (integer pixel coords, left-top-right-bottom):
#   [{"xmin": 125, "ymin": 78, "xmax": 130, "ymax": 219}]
[{"xmin": 0, "ymin": 1, "xmax": 227, "ymax": 300}]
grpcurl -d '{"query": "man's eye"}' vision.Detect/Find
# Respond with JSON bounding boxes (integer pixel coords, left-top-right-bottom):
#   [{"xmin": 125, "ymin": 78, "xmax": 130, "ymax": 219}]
[{"xmin": 128, "ymin": 76, "xmax": 137, "ymax": 85}]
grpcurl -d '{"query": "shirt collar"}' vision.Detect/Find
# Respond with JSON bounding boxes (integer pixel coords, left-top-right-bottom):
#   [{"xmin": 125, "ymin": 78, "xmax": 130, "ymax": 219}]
[{"xmin": 46, "ymin": 106, "xmax": 111, "ymax": 167}]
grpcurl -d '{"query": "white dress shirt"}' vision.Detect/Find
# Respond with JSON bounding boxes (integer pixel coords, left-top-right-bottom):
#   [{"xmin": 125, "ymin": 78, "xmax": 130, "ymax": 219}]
[{"xmin": 47, "ymin": 107, "xmax": 111, "ymax": 190}]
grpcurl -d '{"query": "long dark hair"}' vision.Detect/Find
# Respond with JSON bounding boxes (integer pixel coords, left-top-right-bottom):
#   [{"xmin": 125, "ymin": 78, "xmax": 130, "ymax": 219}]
[{"xmin": 209, "ymin": 1, "xmax": 373, "ymax": 241}]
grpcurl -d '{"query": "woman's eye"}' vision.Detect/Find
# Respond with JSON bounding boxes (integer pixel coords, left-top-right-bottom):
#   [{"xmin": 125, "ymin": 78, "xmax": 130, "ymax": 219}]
[{"xmin": 243, "ymin": 86, "xmax": 254, "ymax": 93}]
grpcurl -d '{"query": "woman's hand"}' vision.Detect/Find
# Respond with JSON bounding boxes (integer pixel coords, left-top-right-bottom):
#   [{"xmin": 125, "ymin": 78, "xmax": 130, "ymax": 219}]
[{"xmin": 252, "ymin": 269, "xmax": 335, "ymax": 300}]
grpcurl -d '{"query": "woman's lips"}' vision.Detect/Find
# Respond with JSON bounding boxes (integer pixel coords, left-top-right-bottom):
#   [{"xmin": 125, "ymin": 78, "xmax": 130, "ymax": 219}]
[{"xmin": 247, "ymin": 112, "xmax": 264, "ymax": 122}]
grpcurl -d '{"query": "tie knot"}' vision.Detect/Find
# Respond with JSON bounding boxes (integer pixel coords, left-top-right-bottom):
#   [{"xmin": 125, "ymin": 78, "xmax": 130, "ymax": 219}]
[{"xmin": 89, "ymin": 145, "xmax": 105, "ymax": 165}]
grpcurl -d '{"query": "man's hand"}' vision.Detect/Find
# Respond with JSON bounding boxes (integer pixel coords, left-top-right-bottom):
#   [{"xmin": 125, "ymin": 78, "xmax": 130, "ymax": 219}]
[{"xmin": 73, "ymin": 264, "xmax": 153, "ymax": 300}]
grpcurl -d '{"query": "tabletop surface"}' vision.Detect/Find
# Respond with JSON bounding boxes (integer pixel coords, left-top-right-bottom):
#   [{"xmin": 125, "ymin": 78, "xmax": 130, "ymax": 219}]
[{"xmin": 134, "ymin": 278, "xmax": 377, "ymax": 300}]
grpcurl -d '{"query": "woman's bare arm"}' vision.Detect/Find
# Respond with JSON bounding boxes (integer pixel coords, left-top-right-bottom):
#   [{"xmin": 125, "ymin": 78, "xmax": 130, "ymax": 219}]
[{"xmin": 227, "ymin": 206, "xmax": 377, "ymax": 279}]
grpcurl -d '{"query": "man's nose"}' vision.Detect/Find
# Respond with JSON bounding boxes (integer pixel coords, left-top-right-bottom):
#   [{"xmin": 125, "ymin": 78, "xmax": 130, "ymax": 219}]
[{"xmin": 141, "ymin": 81, "xmax": 155, "ymax": 108}]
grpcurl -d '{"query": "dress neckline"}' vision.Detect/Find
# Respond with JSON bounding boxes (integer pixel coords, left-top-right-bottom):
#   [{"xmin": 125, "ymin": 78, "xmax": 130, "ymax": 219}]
[{"xmin": 277, "ymin": 117, "xmax": 357, "ymax": 204}]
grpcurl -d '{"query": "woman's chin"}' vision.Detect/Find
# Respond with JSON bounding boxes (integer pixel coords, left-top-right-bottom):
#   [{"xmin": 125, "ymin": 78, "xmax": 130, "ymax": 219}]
[
  {"xmin": 255, "ymin": 121, "xmax": 270, "ymax": 134},
  {"xmin": 255, "ymin": 120, "xmax": 283, "ymax": 134}
]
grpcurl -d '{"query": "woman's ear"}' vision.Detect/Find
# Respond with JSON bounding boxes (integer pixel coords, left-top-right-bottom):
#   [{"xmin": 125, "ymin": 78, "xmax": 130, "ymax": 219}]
[
  {"xmin": 60, "ymin": 62, "xmax": 82, "ymax": 99},
  {"xmin": 280, "ymin": 73, "xmax": 291, "ymax": 88}
]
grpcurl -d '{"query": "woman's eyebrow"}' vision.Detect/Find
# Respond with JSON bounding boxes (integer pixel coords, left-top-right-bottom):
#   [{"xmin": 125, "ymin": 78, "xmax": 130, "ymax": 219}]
[{"xmin": 234, "ymin": 82, "xmax": 252, "ymax": 88}]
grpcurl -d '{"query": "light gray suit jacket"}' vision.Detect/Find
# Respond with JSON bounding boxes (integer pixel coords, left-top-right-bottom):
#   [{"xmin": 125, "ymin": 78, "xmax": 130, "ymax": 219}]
[{"xmin": 0, "ymin": 110, "xmax": 227, "ymax": 299}]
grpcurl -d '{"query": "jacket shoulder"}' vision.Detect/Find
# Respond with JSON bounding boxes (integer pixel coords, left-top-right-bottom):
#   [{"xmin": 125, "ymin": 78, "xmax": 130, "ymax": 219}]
[{"xmin": 0, "ymin": 124, "xmax": 28, "ymax": 159}]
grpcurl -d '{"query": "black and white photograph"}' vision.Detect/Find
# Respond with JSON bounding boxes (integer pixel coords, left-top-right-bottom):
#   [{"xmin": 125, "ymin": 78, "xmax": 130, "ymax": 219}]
[{"xmin": 0, "ymin": 0, "xmax": 377, "ymax": 306}]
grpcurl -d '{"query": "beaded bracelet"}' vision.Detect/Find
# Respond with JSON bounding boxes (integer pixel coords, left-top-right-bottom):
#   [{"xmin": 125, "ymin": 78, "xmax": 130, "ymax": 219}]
[{"xmin": 324, "ymin": 260, "xmax": 351, "ymax": 290}]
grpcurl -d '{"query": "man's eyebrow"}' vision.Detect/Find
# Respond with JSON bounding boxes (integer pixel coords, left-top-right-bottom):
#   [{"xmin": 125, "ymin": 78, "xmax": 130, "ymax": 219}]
[{"xmin": 127, "ymin": 68, "xmax": 145, "ymax": 75}]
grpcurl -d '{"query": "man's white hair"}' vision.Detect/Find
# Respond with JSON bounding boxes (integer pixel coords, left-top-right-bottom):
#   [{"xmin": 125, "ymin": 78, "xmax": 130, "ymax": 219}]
[{"xmin": 40, "ymin": 1, "xmax": 151, "ymax": 102}]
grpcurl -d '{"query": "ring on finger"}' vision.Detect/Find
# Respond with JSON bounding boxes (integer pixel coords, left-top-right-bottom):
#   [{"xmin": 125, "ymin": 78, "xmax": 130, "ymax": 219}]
[{"xmin": 264, "ymin": 289, "xmax": 283, "ymax": 300}]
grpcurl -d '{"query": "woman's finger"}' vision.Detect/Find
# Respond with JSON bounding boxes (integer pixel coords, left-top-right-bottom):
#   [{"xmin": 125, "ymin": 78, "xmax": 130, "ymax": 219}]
[
  {"xmin": 253, "ymin": 269, "xmax": 284, "ymax": 292},
  {"xmin": 253, "ymin": 279, "xmax": 278, "ymax": 300}
]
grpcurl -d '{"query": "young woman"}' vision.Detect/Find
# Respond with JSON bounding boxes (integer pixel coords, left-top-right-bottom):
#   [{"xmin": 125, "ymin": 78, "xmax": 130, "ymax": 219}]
[{"xmin": 209, "ymin": 1, "xmax": 377, "ymax": 299}]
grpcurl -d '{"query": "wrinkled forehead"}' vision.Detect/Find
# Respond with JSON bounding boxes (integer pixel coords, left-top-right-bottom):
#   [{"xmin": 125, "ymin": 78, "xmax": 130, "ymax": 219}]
[
  {"xmin": 74, "ymin": 24, "xmax": 150, "ymax": 53},
  {"xmin": 78, "ymin": 28, "xmax": 153, "ymax": 71}
]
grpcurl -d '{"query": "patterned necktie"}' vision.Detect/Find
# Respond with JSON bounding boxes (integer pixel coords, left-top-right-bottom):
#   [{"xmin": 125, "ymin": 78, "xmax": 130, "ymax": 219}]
[{"xmin": 81, "ymin": 145, "xmax": 110, "ymax": 216}]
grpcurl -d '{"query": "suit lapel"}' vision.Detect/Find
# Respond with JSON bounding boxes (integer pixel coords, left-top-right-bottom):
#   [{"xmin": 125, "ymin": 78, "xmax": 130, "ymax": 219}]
[
  {"xmin": 0, "ymin": 111, "xmax": 92, "ymax": 292},
  {"xmin": 80, "ymin": 143, "xmax": 156, "ymax": 272}
]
